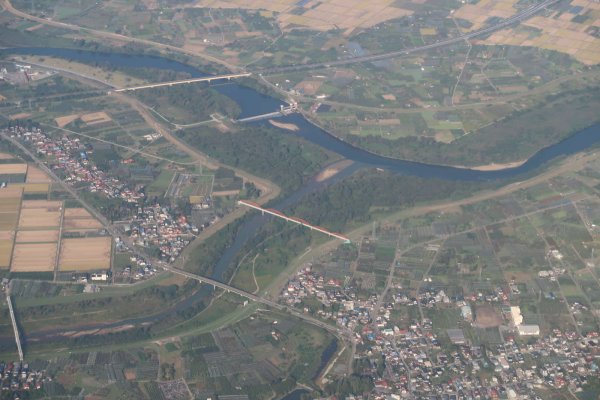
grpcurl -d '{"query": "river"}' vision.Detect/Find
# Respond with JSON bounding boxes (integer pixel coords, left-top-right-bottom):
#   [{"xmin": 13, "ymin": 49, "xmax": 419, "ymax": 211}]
[{"xmin": 3, "ymin": 47, "xmax": 600, "ymax": 343}]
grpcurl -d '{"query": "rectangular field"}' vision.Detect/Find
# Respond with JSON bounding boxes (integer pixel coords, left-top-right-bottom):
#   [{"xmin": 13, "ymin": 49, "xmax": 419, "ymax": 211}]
[
  {"xmin": 0, "ymin": 213, "xmax": 19, "ymax": 230},
  {"xmin": 11, "ymin": 242, "xmax": 57, "ymax": 272},
  {"xmin": 0, "ymin": 163, "xmax": 27, "ymax": 175},
  {"xmin": 25, "ymin": 165, "xmax": 53, "ymax": 183},
  {"xmin": 63, "ymin": 218, "xmax": 103, "ymax": 230},
  {"xmin": 0, "ymin": 238, "xmax": 13, "ymax": 268},
  {"xmin": 10, "ymin": 183, "xmax": 50, "ymax": 194},
  {"xmin": 64, "ymin": 208, "xmax": 93, "ymax": 218},
  {"xmin": 59, "ymin": 237, "xmax": 111, "ymax": 271},
  {"xmin": 18, "ymin": 207, "xmax": 61, "ymax": 229},
  {"xmin": 16, "ymin": 230, "xmax": 60, "ymax": 243}
]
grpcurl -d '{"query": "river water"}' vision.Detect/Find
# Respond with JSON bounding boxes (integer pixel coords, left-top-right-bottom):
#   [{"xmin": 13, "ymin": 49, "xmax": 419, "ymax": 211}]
[{"xmin": 4, "ymin": 47, "xmax": 600, "ymax": 341}]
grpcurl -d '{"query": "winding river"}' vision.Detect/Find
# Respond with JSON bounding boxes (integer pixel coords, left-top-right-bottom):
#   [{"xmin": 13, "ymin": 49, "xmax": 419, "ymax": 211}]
[{"xmin": 3, "ymin": 47, "xmax": 600, "ymax": 343}]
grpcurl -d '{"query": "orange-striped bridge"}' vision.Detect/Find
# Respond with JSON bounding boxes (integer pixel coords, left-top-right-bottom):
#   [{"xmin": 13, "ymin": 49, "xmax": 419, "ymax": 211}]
[{"xmin": 238, "ymin": 200, "xmax": 350, "ymax": 243}]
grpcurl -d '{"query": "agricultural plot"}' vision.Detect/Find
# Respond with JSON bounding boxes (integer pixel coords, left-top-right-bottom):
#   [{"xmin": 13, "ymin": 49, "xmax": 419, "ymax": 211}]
[
  {"xmin": 455, "ymin": 0, "xmax": 600, "ymax": 64},
  {"xmin": 11, "ymin": 243, "xmax": 57, "ymax": 272},
  {"xmin": 0, "ymin": 231, "xmax": 14, "ymax": 269},
  {"xmin": 0, "ymin": 187, "xmax": 23, "ymax": 230},
  {"xmin": 63, "ymin": 208, "xmax": 103, "ymax": 231},
  {"xmin": 194, "ymin": 0, "xmax": 414, "ymax": 34},
  {"xmin": 58, "ymin": 237, "xmax": 112, "ymax": 271},
  {"xmin": 16, "ymin": 230, "xmax": 60, "ymax": 243},
  {"xmin": 18, "ymin": 201, "xmax": 62, "ymax": 229}
]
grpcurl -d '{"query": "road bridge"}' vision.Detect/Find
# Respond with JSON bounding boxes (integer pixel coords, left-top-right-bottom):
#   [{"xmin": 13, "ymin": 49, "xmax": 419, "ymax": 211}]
[
  {"xmin": 112, "ymin": 73, "xmax": 251, "ymax": 93},
  {"xmin": 6, "ymin": 292, "xmax": 23, "ymax": 361},
  {"xmin": 236, "ymin": 103, "xmax": 299, "ymax": 123},
  {"xmin": 238, "ymin": 200, "xmax": 350, "ymax": 243}
]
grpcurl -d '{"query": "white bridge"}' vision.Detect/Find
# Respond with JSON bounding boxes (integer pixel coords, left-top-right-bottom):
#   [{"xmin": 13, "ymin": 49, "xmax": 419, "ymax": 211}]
[
  {"xmin": 236, "ymin": 103, "xmax": 299, "ymax": 123},
  {"xmin": 111, "ymin": 73, "xmax": 251, "ymax": 93},
  {"xmin": 238, "ymin": 200, "xmax": 350, "ymax": 243}
]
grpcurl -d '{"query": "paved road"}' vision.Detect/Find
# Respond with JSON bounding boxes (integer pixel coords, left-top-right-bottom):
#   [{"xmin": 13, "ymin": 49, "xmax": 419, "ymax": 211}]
[{"xmin": 258, "ymin": 0, "xmax": 560, "ymax": 74}]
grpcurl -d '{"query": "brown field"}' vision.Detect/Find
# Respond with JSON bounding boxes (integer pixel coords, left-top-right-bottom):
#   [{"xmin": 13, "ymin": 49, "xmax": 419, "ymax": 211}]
[
  {"xmin": 194, "ymin": 0, "xmax": 414, "ymax": 34},
  {"xmin": 0, "ymin": 187, "xmax": 23, "ymax": 199},
  {"xmin": 21, "ymin": 200, "xmax": 62, "ymax": 209},
  {"xmin": 0, "ymin": 163, "xmax": 27, "ymax": 175},
  {"xmin": 10, "ymin": 183, "xmax": 50, "ymax": 194},
  {"xmin": 18, "ymin": 206, "xmax": 61, "ymax": 229},
  {"xmin": 16, "ymin": 230, "xmax": 59, "ymax": 243},
  {"xmin": 63, "ymin": 218, "xmax": 103, "ymax": 230},
  {"xmin": 474, "ymin": 304, "xmax": 503, "ymax": 328},
  {"xmin": 55, "ymin": 111, "xmax": 112, "ymax": 128},
  {"xmin": 455, "ymin": 0, "xmax": 600, "ymax": 64},
  {"xmin": 0, "ymin": 213, "xmax": 19, "ymax": 230},
  {"xmin": 0, "ymin": 152, "xmax": 15, "ymax": 160},
  {"xmin": 0, "ymin": 238, "xmax": 13, "ymax": 268},
  {"xmin": 80, "ymin": 111, "xmax": 112, "ymax": 125},
  {"xmin": 11, "ymin": 242, "xmax": 56, "ymax": 272},
  {"xmin": 294, "ymin": 80, "xmax": 323, "ymax": 95},
  {"xmin": 9, "ymin": 113, "xmax": 31, "ymax": 120},
  {"xmin": 55, "ymin": 114, "xmax": 79, "ymax": 128},
  {"xmin": 59, "ymin": 237, "xmax": 111, "ymax": 271},
  {"xmin": 0, "ymin": 196, "xmax": 22, "ymax": 213},
  {"xmin": 64, "ymin": 208, "xmax": 93, "ymax": 218},
  {"xmin": 26, "ymin": 165, "xmax": 53, "ymax": 183}
]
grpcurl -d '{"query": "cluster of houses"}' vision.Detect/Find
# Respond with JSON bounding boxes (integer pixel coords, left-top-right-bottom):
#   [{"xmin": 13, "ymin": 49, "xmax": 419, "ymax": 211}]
[
  {"xmin": 128, "ymin": 204, "xmax": 198, "ymax": 261},
  {"xmin": 11, "ymin": 126, "xmax": 143, "ymax": 203},
  {"xmin": 0, "ymin": 361, "xmax": 45, "ymax": 392},
  {"xmin": 10, "ymin": 126, "xmax": 201, "ymax": 263},
  {"xmin": 280, "ymin": 260, "xmax": 600, "ymax": 398}
]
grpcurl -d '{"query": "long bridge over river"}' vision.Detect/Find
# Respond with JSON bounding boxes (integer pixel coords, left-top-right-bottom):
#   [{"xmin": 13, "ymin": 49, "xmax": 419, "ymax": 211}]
[
  {"xmin": 238, "ymin": 200, "xmax": 351, "ymax": 243},
  {"xmin": 111, "ymin": 73, "xmax": 251, "ymax": 93}
]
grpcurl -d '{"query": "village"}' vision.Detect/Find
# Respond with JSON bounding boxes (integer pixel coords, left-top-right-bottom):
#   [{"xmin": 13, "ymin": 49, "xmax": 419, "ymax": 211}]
[
  {"xmin": 7, "ymin": 125, "xmax": 201, "ymax": 264},
  {"xmin": 280, "ymin": 251, "xmax": 600, "ymax": 398}
]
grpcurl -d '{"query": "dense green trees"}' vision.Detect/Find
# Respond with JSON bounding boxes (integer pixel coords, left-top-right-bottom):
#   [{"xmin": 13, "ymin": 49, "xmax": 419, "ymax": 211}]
[
  {"xmin": 177, "ymin": 125, "xmax": 332, "ymax": 193},
  {"xmin": 290, "ymin": 169, "xmax": 489, "ymax": 231}
]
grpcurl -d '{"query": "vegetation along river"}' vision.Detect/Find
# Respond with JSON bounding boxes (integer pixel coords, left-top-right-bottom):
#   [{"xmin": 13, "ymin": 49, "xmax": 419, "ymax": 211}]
[{"xmin": 4, "ymin": 47, "xmax": 600, "ymax": 342}]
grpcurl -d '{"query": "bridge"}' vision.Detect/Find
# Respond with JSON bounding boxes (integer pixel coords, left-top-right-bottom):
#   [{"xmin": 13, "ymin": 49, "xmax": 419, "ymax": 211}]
[
  {"xmin": 236, "ymin": 103, "xmax": 299, "ymax": 123},
  {"xmin": 6, "ymin": 291, "xmax": 23, "ymax": 361},
  {"xmin": 238, "ymin": 200, "xmax": 351, "ymax": 243},
  {"xmin": 111, "ymin": 73, "xmax": 251, "ymax": 93}
]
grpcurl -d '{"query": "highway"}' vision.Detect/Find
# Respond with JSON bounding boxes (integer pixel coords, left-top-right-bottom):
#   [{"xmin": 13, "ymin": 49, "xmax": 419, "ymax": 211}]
[
  {"xmin": 112, "ymin": 73, "xmax": 251, "ymax": 92},
  {"xmin": 258, "ymin": 0, "xmax": 560, "ymax": 74}
]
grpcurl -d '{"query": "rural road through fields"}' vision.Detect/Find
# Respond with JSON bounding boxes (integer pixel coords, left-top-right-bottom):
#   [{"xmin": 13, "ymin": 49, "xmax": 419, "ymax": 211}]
[{"xmin": 3, "ymin": 0, "xmax": 559, "ymax": 75}]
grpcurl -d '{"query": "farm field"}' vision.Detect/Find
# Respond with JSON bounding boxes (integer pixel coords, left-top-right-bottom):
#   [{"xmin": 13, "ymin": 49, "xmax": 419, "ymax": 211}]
[
  {"xmin": 18, "ymin": 201, "xmax": 62, "ymax": 229},
  {"xmin": 11, "ymin": 242, "xmax": 57, "ymax": 272},
  {"xmin": 192, "ymin": 0, "xmax": 415, "ymax": 34},
  {"xmin": 455, "ymin": 0, "xmax": 600, "ymax": 64},
  {"xmin": 15, "ymin": 230, "xmax": 60, "ymax": 243},
  {"xmin": 58, "ymin": 237, "xmax": 112, "ymax": 271},
  {"xmin": 63, "ymin": 207, "xmax": 103, "ymax": 231}
]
